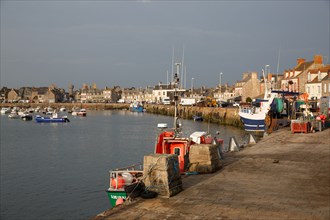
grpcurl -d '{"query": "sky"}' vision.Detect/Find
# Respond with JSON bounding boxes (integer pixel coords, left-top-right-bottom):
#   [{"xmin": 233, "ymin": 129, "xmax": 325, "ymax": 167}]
[{"xmin": 1, "ymin": 0, "xmax": 329, "ymax": 90}]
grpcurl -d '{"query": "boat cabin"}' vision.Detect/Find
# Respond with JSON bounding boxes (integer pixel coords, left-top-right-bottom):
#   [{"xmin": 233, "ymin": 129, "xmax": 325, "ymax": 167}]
[{"xmin": 155, "ymin": 131, "xmax": 221, "ymax": 173}]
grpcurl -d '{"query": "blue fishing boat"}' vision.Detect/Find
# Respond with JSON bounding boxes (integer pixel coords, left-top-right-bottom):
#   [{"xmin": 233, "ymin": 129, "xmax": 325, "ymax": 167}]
[
  {"xmin": 130, "ymin": 101, "xmax": 145, "ymax": 112},
  {"xmin": 193, "ymin": 115, "xmax": 203, "ymax": 121},
  {"xmin": 35, "ymin": 113, "xmax": 70, "ymax": 123}
]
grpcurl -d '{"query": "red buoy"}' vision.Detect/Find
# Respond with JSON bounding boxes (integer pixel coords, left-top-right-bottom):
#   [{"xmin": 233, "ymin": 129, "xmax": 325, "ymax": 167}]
[{"xmin": 115, "ymin": 198, "xmax": 124, "ymax": 206}]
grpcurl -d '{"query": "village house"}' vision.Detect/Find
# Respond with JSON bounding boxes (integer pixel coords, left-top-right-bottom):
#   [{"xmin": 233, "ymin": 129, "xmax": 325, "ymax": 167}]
[
  {"xmin": 78, "ymin": 83, "xmax": 102, "ymax": 103},
  {"xmin": 234, "ymin": 71, "xmax": 261, "ymax": 102},
  {"xmin": 305, "ymin": 65, "xmax": 330, "ymax": 100},
  {"xmin": 103, "ymin": 86, "xmax": 121, "ymax": 103},
  {"xmin": 0, "ymin": 87, "xmax": 10, "ymax": 102},
  {"xmin": 6, "ymin": 85, "xmax": 64, "ymax": 103},
  {"xmin": 281, "ymin": 55, "xmax": 325, "ymax": 93},
  {"xmin": 213, "ymin": 83, "xmax": 236, "ymax": 102},
  {"xmin": 152, "ymin": 82, "xmax": 186, "ymax": 104}
]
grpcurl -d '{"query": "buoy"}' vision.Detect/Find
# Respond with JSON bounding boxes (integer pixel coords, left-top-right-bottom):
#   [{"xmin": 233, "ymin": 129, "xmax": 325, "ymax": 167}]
[
  {"xmin": 111, "ymin": 176, "xmax": 125, "ymax": 189},
  {"xmin": 115, "ymin": 198, "xmax": 124, "ymax": 206},
  {"xmin": 229, "ymin": 136, "xmax": 240, "ymax": 152}
]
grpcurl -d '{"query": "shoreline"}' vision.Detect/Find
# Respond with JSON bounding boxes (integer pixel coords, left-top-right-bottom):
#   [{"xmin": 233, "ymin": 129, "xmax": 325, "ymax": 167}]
[{"xmin": 92, "ymin": 127, "xmax": 330, "ymax": 219}]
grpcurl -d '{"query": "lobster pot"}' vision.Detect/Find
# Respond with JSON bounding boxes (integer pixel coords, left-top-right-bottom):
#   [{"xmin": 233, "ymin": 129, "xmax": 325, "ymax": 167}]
[
  {"xmin": 188, "ymin": 144, "xmax": 222, "ymax": 173},
  {"xmin": 143, "ymin": 154, "xmax": 182, "ymax": 198}
]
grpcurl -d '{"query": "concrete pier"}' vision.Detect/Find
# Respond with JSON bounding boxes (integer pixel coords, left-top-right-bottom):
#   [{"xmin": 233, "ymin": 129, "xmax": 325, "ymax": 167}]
[{"xmin": 93, "ymin": 128, "xmax": 330, "ymax": 220}]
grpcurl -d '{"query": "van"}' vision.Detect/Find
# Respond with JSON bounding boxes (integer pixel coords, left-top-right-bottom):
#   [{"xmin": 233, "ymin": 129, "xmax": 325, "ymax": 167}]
[{"xmin": 162, "ymin": 98, "xmax": 171, "ymax": 105}]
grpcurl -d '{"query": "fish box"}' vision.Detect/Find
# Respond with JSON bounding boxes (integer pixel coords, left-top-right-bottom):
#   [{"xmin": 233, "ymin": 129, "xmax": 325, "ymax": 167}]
[{"xmin": 291, "ymin": 120, "xmax": 310, "ymax": 133}]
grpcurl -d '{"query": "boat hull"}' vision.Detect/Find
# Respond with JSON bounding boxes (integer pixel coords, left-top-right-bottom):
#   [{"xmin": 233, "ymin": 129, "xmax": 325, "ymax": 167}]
[
  {"xmin": 35, "ymin": 117, "xmax": 69, "ymax": 123},
  {"xmin": 131, "ymin": 106, "xmax": 144, "ymax": 112},
  {"xmin": 239, "ymin": 113, "xmax": 265, "ymax": 131},
  {"xmin": 106, "ymin": 190, "xmax": 127, "ymax": 208},
  {"xmin": 193, "ymin": 115, "xmax": 203, "ymax": 121}
]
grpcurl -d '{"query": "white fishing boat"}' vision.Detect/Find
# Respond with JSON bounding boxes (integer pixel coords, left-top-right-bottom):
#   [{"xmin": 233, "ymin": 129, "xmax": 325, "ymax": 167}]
[
  {"xmin": 239, "ymin": 70, "xmax": 300, "ymax": 132},
  {"xmin": 1, "ymin": 107, "xmax": 11, "ymax": 114},
  {"xmin": 8, "ymin": 111, "xmax": 20, "ymax": 119}
]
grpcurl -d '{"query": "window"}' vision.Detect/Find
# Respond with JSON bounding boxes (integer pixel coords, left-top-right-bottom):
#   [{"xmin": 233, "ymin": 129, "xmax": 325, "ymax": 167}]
[
  {"xmin": 318, "ymin": 86, "xmax": 321, "ymax": 94},
  {"xmin": 174, "ymin": 148, "xmax": 180, "ymax": 155},
  {"xmin": 307, "ymin": 87, "xmax": 310, "ymax": 94},
  {"xmin": 324, "ymin": 84, "xmax": 327, "ymax": 93}
]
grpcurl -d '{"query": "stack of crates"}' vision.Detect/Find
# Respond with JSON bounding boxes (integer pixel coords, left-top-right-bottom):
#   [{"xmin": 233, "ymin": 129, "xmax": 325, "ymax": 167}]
[
  {"xmin": 143, "ymin": 154, "xmax": 182, "ymax": 198},
  {"xmin": 188, "ymin": 144, "xmax": 222, "ymax": 173}
]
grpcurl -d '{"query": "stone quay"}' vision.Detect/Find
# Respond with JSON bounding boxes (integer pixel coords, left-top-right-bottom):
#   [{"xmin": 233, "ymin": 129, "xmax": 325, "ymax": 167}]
[{"xmin": 93, "ymin": 127, "xmax": 330, "ymax": 220}]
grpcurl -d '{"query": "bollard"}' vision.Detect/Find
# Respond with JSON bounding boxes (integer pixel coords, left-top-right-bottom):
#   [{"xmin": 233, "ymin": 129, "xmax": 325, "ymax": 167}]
[
  {"xmin": 248, "ymin": 134, "xmax": 257, "ymax": 144},
  {"xmin": 229, "ymin": 136, "xmax": 240, "ymax": 152}
]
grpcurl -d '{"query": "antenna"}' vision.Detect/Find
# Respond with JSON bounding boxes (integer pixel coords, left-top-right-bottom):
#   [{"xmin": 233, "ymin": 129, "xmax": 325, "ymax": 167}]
[
  {"xmin": 276, "ymin": 48, "xmax": 281, "ymax": 89},
  {"xmin": 166, "ymin": 70, "xmax": 169, "ymax": 85},
  {"xmin": 184, "ymin": 65, "xmax": 187, "ymax": 89},
  {"xmin": 181, "ymin": 47, "xmax": 185, "ymax": 88},
  {"xmin": 171, "ymin": 47, "xmax": 174, "ymax": 83}
]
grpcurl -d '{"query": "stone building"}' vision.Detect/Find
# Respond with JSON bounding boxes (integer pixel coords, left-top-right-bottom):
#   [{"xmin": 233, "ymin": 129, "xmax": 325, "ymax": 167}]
[
  {"xmin": 235, "ymin": 71, "xmax": 261, "ymax": 102},
  {"xmin": 281, "ymin": 55, "xmax": 325, "ymax": 93}
]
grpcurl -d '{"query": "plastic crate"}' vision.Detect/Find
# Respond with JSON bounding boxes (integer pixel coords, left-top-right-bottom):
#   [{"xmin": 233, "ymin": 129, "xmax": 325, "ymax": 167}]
[{"xmin": 291, "ymin": 121, "xmax": 310, "ymax": 133}]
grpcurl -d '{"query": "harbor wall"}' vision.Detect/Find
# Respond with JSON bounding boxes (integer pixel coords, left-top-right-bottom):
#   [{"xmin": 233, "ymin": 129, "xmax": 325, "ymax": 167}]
[
  {"xmin": 144, "ymin": 104, "xmax": 242, "ymax": 128},
  {"xmin": 0, "ymin": 103, "xmax": 242, "ymax": 128}
]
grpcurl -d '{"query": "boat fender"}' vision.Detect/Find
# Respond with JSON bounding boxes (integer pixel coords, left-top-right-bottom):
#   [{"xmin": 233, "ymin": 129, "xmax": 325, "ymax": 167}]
[
  {"xmin": 140, "ymin": 190, "xmax": 157, "ymax": 199},
  {"xmin": 115, "ymin": 198, "xmax": 124, "ymax": 206}
]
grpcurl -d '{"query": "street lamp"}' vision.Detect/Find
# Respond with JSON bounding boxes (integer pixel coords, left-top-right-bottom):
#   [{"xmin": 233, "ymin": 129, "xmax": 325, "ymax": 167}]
[
  {"xmin": 265, "ymin": 65, "xmax": 270, "ymax": 76},
  {"xmin": 191, "ymin": 77, "xmax": 194, "ymax": 95}
]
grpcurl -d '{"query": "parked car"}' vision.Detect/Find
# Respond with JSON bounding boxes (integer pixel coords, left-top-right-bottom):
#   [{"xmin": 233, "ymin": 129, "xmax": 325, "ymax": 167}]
[{"xmin": 233, "ymin": 102, "xmax": 240, "ymax": 107}]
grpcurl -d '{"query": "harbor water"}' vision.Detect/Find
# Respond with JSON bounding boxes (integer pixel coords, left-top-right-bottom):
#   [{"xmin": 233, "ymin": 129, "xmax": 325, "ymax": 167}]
[{"xmin": 0, "ymin": 110, "xmax": 245, "ymax": 220}]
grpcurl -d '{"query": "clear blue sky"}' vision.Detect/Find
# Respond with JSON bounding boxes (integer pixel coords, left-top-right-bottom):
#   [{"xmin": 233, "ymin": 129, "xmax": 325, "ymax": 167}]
[{"xmin": 1, "ymin": 1, "xmax": 329, "ymax": 90}]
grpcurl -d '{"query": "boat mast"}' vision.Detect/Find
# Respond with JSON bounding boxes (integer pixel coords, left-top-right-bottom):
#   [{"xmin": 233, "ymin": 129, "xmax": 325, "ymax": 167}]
[{"xmin": 174, "ymin": 63, "xmax": 181, "ymax": 134}]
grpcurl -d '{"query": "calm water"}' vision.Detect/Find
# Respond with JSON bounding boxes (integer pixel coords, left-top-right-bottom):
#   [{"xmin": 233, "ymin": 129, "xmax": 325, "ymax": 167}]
[{"xmin": 0, "ymin": 110, "xmax": 245, "ymax": 220}]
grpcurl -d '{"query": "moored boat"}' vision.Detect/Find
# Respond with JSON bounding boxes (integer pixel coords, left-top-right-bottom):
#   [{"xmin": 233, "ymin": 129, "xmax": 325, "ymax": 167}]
[
  {"xmin": 130, "ymin": 101, "xmax": 144, "ymax": 112},
  {"xmin": 192, "ymin": 115, "xmax": 203, "ymax": 121},
  {"xmin": 75, "ymin": 108, "xmax": 87, "ymax": 116},
  {"xmin": 35, "ymin": 113, "xmax": 70, "ymax": 123},
  {"xmin": 8, "ymin": 112, "xmax": 20, "ymax": 119},
  {"xmin": 106, "ymin": 164, "xmax": 144, "ymax": 207},
  {"xmin": 1, "ymin": 107, "xmax": 11, "ymax": 114},
  {"xmin": 238, "ymin": 69, "xmax": 300, "ymax": 132},
  {"xmin": 21, "ymin": 113, "xmax": 33, "ymax": 121},
  {"xmin": 154, "ymin": 73, "xmax": 223, "ymax": 173}
]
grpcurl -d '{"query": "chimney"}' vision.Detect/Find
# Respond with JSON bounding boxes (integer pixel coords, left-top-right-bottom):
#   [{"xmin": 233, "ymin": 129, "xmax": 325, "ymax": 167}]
[
  {"xmin": 314, "ymin": 54, "xmax": 323, "ymax": 64},
  {"xmin": 297, "ymin": 58, "xmax": 305, "ymax": 65},
  {"xmin": 251, "ymin": 72, "xmax": 258, "ymax": 79},
  {"xmin": 242, "ymin": 72, "xmax": 249, "ymax": 80}
]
